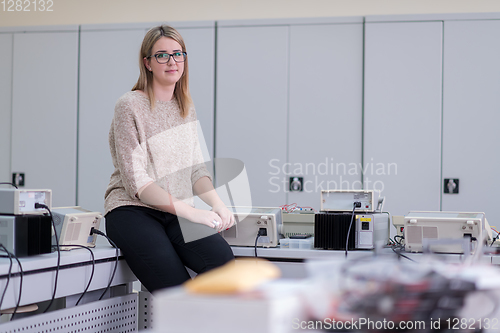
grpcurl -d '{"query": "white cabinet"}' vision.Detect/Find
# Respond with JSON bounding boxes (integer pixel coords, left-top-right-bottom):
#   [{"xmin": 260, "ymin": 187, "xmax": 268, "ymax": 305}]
[
  {"xmin": 216, "ymin": 18, "xmax": 363, "ymax": 209},
  {"xmin": 0, "ymin": 33, "xmax": 12, "ymax": 184},
  {"xmin": 175, "ymin": 25, "xmax": 216, "ymax": 160},
  {"xmin": 364, "ymin": 21, "xmax": 443, "ymax": 216},
  {"xmin": 78, "ymin": 26, "xmax": 146, "ymax": 213},
  {"xmin": 216, "ymin": 24, "xmax": 289, "ymax": 207},
  {"xmin": 442, "ymin": 20, "xmax": 500, "ymax": 219},
  {"xmin": 78, "ymin": 22, "xmax": 216, "ymax": 213},
  {"xmin": 288, "ymin": 22, "xmax": 363, "ymax": 211},
  {"xmin": 11, "ymin": 28, "xmax": 79, "ymax": 207}
]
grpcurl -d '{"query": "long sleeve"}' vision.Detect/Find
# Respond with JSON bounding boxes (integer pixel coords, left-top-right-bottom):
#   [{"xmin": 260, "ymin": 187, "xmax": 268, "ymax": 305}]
[
  {"xmin": 111, "ymin": 98, "xmax": 155, "ymax": 198},
  {"xmin": 190, "ymin": 115, "xmax": 212, "ymax": 186}
]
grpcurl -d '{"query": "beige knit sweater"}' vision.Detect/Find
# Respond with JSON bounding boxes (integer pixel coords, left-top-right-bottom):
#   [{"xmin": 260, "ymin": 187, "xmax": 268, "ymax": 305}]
[{"xmin": 104, "ymin": 91, "xmax": 211, "ymax": 215}]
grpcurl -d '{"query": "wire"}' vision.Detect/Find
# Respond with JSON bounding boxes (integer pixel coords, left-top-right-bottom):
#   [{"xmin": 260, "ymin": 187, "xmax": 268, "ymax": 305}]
[
  {"xmin": 279, "ymin": 203, "xmax": 317, "ymax": 213},
  {"xmin": 90, "ymin": 228, "xmax": 119, "ymax": 300},
  {"xmin": 9, "ymin": 254, "xmax": 23, "ymax": 320},
  {"xmin": 391, "ymin": 244, "xmax": 417, "ymax": 263},
  {"xmin": 0, "ymin": 249, "xmax": 23, "ymax": 320},
  {"xmin": 53, "ymin": 245, "xmax": 95, "ymax": 306},
  {"xmin": 394, "ymin": 235, "xmax": 404, "ymax": 246},
  {"xmin": 254, "ymin": 234, "xmax": 260, "ymax": 257},
  {"xmin": 34, "ymin": 203, "xmax": 61, "ymax": 313},
  {"xmin": 0, "ymin": 182, "xmax": 18, "ymax": 189},
  {"xmin": 490, "ymin": 228, "xmax": 500, "ymax": 247},
  {"xmin": 345, "ymin": 204, "xmax": 357, "ymax": 258},
  {"xmin": 0, "ymin": 245, "xmax": 13, "ymax": 311},
  {"xmin": 280, "ymin": 203, "xmax": 297, "ymax": 213}
]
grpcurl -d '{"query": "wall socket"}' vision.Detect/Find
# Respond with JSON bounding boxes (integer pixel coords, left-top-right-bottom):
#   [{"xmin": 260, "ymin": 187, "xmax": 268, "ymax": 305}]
[
  {"xmin": 444, "ymin": 178, "xmax": 459, "ymax": 194},
  {"xmin": 12, "ymin": 173, "xmax": 25, "ymax": 187},
  {"xmin": 289, "ymin": 177, "xmax": 303, "ymax": 192}
]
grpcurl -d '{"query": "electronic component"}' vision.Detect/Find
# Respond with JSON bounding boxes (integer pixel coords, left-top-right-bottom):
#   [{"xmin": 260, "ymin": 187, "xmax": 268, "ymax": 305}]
[
  {"xmin": 0, "ymin": 214, "xmax": 52, "ymax": 257},
  {"xmin": 404, "ymin": 211, "xmax": 492, "ymax": 253},
  {"xmin": 222, "ymin": 207, "xmax": 283, "ymax": 248},
  {"xmin": 282, "ymin": 211, "xmax": 315, "ymax": 238},
  {"xmin": 392, "ymin": 215, "xmax": 405, "ymax": 239},
  {"xmin": 320, "ymin": 190, "xmax": 380, "ymax": 213},
  {"xmin": 51, "ymin": 207, "xmax": 102, "ymax": 250},
  {"xmin": 0, "ymin": 188, "xmax": 52, "ymax": 215},
  {"xmin": 314, "ymin": 212, "xmax": 389, "ymax": 250}
]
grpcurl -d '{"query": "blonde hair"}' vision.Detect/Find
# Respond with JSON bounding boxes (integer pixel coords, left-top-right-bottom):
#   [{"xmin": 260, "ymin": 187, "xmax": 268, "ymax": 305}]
[{"xmin": 132, "ymin": 25, "xmax": 192, "ymax": 118}]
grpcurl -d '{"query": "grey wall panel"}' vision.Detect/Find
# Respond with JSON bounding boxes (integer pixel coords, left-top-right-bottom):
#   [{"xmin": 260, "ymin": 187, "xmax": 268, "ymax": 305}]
[
  {"xmin": 0, "ymin": 34, "xmax": 12, "ymax": 184},
  {"xmin": 287, "ymin": 23, "xmax": 363, "ymax": 211},
  {"xmin": 216, "ymin": 26, "xmax": 288, "ymax": 207},
  {"xmin": 176, "ymin": 27, "xmax": 215, "ymax": 159},
  {"xmin": 78, "ymin": 29, "xmax": 145, "ymax": 213},
  {"xmin": 364, "ymin": 22, "xmax": 443, "ymax": 216},
  {"xmin": 442, "ymin": 20, "xmax": 500, "ymax": 219},
  {"xmin": 11, "ymin": 31, "xmax": 78, "ymax": 207}
]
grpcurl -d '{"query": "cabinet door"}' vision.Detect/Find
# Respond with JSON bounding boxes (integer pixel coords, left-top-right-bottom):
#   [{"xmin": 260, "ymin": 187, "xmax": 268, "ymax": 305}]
[
  {"xmin": 176, "ymin": 27, "xmax": 215, "ymax": 160},
  {"xmin": 364, "ymin": 22, "xmax": 443, "ymax": 216},
  {"xmin": 288, "ymin": 23, "xmax": 363, "ymax": 211},
  {"xmin": 216, "ymin": 25, "xmax": 288, "ymax": 207},
  {"xmin": 11, "ymin": 31, "xmax": 78, "ymax": 207},
  {"xmin": 0, "ymin": 33, "xmax": 12, "ymax": 184},
  {"xmin": 78, "ymin": 29, "xmax": 145, "ymax": 212},
  {"xmin": 442, "ymin": 20, "xmax": 500, "ymax": 219}
]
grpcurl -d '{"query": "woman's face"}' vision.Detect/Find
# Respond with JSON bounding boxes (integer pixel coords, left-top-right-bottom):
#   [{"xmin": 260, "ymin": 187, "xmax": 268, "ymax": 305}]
[{"xmin": 145, "ymin": 37, "xmax": 185, "ymax": 88}]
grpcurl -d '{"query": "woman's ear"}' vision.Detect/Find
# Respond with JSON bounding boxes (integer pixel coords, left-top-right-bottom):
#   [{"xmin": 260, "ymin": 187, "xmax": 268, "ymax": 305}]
[{"xmin": 143, "ymin": 57, "xmax": 151, "ymax": 71}]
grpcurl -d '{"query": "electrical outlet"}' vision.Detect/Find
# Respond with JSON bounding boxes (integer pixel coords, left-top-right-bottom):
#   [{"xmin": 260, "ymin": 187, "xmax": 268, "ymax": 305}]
[
  {"xmin": 12, "ymin": 173, "xmax": 25, "ymax": 187},
  {"xmin": 289, "ymin": 177, "xmax": 303, "ymax": 192},
  {"xmin": 444, "ymin": 178, "xmax": 459, "ymax": 194}
]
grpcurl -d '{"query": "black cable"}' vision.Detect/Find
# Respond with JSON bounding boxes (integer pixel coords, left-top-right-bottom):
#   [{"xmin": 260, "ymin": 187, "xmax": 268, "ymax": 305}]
[
  {"xmin": 0, "ymin": 244, "xmax": 13, "ymax": 311},
  {"xmin": 53, "ymin": 245, "xmax": 95, "ymax": 306},
  {"xmin": 490, "ymin": 229, "xmax": 500, "ymax": 247},
  {"xmin": 0, "ymin": 249, "xmax": 24, "ymax": 320},
  {"xmin": 9, "ymin": 254, "xmax": 23, "ymax": 320},
  {"xmin": 34, "ymin": 203, "xmax": 60, "ymax": 313},
  {"xmin": 254, "ymin": 229, "xmax": 267, "ymax": 258},
  {"xmin": 345, "ymin": 204, "xmax": 358, "ymax": 258},
  {"xmin": 0, "ymin": 182, "xmax": 18, "ymax": 189},
  {"xmin": 90, "ymin": 228, "xmax": 119, "ymax": 300},
  {"xmin": 391, "ymin": 244, "xmax": 417, "ymax": 263},
  {"xmin": 254, "ymin": 234, "xmax": 260, "ymax": 258},
  {"xmin": 394, "ymin": 235, "xmax": 404, "ymax": 246}
]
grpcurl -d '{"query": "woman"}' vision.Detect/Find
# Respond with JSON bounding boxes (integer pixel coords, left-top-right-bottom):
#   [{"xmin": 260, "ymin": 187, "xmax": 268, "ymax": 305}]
[{"xmin": 104, "ymin": 25, "xmax": 235, "ymax": 292}]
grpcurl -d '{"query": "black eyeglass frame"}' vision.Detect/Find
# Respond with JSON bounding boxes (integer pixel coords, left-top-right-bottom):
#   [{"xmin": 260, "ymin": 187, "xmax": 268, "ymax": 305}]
[{"xmin": 147, "ymin": 52, "xmax": 187, "ymax": 64}]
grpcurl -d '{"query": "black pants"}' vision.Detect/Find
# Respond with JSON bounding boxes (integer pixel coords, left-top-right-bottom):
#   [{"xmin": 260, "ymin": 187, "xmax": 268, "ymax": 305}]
[{"xmin": 105, "ymin": 205, "xmax": 234, "ymax": 293}]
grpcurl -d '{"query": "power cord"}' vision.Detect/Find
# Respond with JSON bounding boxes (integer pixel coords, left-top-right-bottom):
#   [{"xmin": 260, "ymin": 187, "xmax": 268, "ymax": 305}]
[
  {"xmin": 254, "ymin": 229, "xmax": 267, "ymax": 257},
  {"xmin": 8, "ymin": 254, "xmax": 23, "ymax": 320},
  {"xmin": 90, "ymin": 228, "xmax": 119, "ymax": 300},
  {"xmin": 345, "ymin": 202, "xmax": 360, "ymax": 258},
  {"xmin": 0, "ymin": 247, "xmax": 23, "ymax": 320},
  {"xmin": 490, "ymin": 229, "xmax": 500, "ymax": 247},
  {"xmin": 0, "ymin": 245, "xmax": 13, "ymax": 310},
  {"xmin": 34, "ymin": 203, "xmax": 60, "ymax": 313},
  {"xmin": 0, "ymin": 182, "xmax": 18, "ymax": 189},
  {"xmin": 52, "ymin": 245, "xmax": 95, "ymax": 306},
  {"xmin": 390, "ymin": 236, "xmax": 417, "ymax": 263}
]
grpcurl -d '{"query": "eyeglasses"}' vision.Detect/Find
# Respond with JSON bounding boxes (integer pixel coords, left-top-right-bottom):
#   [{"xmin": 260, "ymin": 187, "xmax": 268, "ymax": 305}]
[{"xmin": 148, "ymin": 52, "xmax": 187, "ymax": 64}]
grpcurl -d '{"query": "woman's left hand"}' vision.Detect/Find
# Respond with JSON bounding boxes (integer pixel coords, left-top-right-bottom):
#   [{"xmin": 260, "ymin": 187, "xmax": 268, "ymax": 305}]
[{"xmin": 211, "ymin": 204, "xmax": 235, "ymax": 231}]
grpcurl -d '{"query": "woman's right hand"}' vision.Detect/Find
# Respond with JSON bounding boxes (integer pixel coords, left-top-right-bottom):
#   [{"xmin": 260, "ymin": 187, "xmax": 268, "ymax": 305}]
[{"xmin": 187, "ymin": 208, "xmax": 223, "ymax": 232}]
